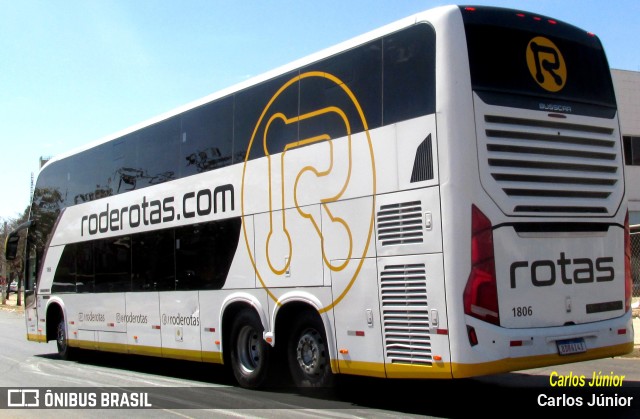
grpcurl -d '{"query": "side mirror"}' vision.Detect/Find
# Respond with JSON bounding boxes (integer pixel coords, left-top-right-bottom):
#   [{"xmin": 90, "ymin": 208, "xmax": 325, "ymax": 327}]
[
  {"xmin": 4, "ymin": 220, "xmax": 32, "ymax": 261},
  {"xmin": 5, "ymin": 232, "xmax": 20, "ymax": 261}
]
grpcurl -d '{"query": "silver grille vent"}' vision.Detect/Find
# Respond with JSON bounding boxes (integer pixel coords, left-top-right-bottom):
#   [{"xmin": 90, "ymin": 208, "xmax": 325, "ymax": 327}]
[
  {"xmin": 380, "ymin": 263, "xmax": 431, "ymax": 365},
  {"xmin": 480, "ymin": 114, "xmax": 622, "ymax": 215},
  {"xmin": 377, "ymin": 201, "xmax": 423, "ymax": 246}
]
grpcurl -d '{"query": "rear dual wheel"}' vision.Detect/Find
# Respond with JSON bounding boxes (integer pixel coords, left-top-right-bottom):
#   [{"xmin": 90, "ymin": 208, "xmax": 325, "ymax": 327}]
[
  {"xmin": 228, "ymin": 309, "xmax": 334, "ymax": 389},
  {"xmin": 287, "ymin": 312, "xmax": 334, "ymax": 388}
]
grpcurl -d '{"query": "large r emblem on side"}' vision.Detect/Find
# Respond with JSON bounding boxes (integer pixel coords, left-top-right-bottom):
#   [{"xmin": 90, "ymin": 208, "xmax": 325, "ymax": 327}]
[{"xmin": 241, "ymin": 71, "xmax": 376, "ymax": 312}]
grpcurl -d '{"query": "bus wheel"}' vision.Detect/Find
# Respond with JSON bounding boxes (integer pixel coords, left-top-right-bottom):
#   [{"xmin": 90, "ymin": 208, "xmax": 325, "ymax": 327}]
[
  {"xmin": 287, "ymin": 312, "xmax": 334, "ymax": 388},
  {"xmin": 56, "ymin": 318, "xmax": 75, "ymax": 360},
  {"xmin": 229, "ymin": 310, "xmax": 271, "ymax": 388}
]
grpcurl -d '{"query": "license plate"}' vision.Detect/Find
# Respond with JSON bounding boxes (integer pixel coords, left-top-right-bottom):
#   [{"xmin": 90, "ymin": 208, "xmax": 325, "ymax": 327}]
[{"xmin": 556, "ymin": 338, "xmax": 587, "ymax": 356}]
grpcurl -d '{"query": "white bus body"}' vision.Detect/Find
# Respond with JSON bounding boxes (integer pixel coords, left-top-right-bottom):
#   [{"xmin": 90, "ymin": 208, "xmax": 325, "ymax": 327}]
[{"xmin": 16, "ymin": 5, "xmax": 632, "ymax": 388}]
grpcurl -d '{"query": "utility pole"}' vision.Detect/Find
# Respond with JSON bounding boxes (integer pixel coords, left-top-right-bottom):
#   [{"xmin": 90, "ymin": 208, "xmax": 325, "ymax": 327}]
[{"xmin": 1, "ymin": 221, "xmax": 6, "ymax": 305}]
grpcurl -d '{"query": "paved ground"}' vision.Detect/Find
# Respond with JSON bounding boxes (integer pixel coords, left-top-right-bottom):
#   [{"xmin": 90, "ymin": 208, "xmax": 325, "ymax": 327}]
[
  {"xmin": 0, "ymin": 291, "xmax": 24, "ymax": 313},
  {"xmin": 628, "ymin": 302, "xmax": 640, "ymax": 358}
]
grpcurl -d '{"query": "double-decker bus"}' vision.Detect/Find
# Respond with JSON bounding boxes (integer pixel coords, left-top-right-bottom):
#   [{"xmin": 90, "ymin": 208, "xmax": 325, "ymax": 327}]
[{"xmin": 6, "ymin": 5, "xmax": 633, "ymax": 388}]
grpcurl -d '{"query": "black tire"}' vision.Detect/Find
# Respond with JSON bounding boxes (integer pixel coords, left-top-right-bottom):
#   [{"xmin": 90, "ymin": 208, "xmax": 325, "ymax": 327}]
[
  {"xmin": 56, "ymin": 317, "xmax": 75, "ymax": 360},
  {"xmin": 228, "ymin": 310, "xmax": 271, "ymax": 389},
  {"xmin": 287, "ymin": 311, "xmax": 334, "ymax": 388}
]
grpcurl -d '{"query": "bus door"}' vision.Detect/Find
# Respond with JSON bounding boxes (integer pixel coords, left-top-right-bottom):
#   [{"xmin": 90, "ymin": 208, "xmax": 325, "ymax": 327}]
[{"xmin": 24, "ymin": 243, "xmax": 39, "ymax": 340}]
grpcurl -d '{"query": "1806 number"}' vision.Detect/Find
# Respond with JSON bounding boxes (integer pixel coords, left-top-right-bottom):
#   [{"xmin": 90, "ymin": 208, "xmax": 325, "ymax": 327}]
[{"xmin": 512, "ymin": 306, "xmax": 533, "ymax": 317}]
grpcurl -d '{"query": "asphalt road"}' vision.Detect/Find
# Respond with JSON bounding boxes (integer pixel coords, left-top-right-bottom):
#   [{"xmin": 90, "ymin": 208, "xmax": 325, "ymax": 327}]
[{"xmin": 0, "ymin": 307, "xmax": 638, "ymax": 418}]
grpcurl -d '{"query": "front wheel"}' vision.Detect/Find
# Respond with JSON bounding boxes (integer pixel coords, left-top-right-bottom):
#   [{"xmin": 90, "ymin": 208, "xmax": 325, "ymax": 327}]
[
  {"xmin": 56, "ymin": 317, "xmax": 76, "ymax": 360},
  {"xmin": 228, "ymin": 310, "xmax": 271, "ymax": 388},
  {"xmin": 287, "ymin": 312, "xmax": 334, "ymax": 388}
]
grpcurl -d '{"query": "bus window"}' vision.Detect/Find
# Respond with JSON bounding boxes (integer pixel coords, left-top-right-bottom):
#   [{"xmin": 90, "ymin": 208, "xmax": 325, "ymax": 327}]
[
  {"xmin": 94, "ymin": 237, "xmax": 131, "ymax": 293},
  {"xmin": 180, "ymin": 98, "xmax": 234, "ymax": 177},
  {"xmin": 132, "ymin": 230, "xmax": 175, "ymax": 292}
]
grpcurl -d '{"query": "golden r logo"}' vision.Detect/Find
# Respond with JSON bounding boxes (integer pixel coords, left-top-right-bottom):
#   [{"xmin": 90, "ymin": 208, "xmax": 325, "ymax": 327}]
[
  {"xmin": 241, "ymin": 71, "xmax": 376, "ymax": 312},
  {"xmin": 526, "ymin": 36, "xmax": 567, "ymax": 92}
]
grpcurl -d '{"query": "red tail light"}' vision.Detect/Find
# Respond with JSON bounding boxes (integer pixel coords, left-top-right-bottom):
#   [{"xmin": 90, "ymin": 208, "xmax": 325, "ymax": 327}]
[
  {"xmin": 464, "ymin": 206, "xmax": 500, "ymax": 325},
  {"xmin": 624, "ymin": 212, "xmax": 632, "ymax": 312}
]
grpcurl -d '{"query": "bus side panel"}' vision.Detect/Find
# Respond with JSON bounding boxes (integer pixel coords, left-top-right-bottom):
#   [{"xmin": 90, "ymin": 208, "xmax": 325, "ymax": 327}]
[
  {"xmin": 199, "ymin": 290, "xmax": 225, "ymax": 364},
  {"xmin": 322, "ymin": 196, "xmax": 377, "ymax": 271},
  {"xmin": 82, "ymin": 293, "xmax": 126, "ymax": 332},
  {"xmin": 25, "ymin": 305, "xmax": 40, "ymax": 342},
  {"xmin": 98, "ymin": 329, "xmax": 128, "ymax": 354},
  {"xmin": 253, "ymin": 206, "xmax": 324, "ymax": 289},
  {"xmin": 55, "ymin": 294, "xmax": 95, "ymax": 349},
  {"xmin": 159, "ymin": 291, "xmax": 202, "ymax": 362},
  {"xmin": 322, "ymin": 195, "xmax": 381, "ymax": 375},
  {"xmin": 67, "ymin": 293, "xmax": 127, "ymax": 351},
  {"xmin": 125, "ymin": 292, "xmax": 162, "ymax": 357},
  {"xmin": 331, "ymin": 258, "xmax": 385, "ymax": 377}
]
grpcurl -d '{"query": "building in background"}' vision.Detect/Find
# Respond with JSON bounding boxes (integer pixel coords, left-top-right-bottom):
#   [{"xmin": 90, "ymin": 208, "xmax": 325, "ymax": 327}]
[{"xmin": 613, "ymin": 69, "xmax": 640, "ymax": 298}]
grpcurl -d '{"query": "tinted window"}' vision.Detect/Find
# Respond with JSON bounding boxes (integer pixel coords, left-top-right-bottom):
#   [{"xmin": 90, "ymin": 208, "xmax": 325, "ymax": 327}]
[
  {"xmin": 76, "ymin": 242, "xmax": 94, "ymax": 293},
  {"xmin": 383, "ymin": 24, "xmax": 436, "ymax": 124},
  {"xmin": 181, "ymin": 97, "xmax": 234, "ymax": 177},
  {"xmin": 52, "ymin": 244, "xmax": 76, "ymax": 293},
  {"xmin": 175, "ymin": 218, "xmax": 241, "ymax": 291},
  {"xmin": 94, "ymin": 237, "xmax": 131, "ymax": 293},
  {"xmin": 461, "ymin": 7, "xmax": 616, "ymax": 113},
  {"xmin": 69, "ymin": 146, "xmax": 115, "ymax": 205},
  {"xmin": 132, "ymin": 230, "xmax": 175, "ymax": 291},
  {"xmin": 136, "ymin": 117, "xmax": 180, "ymax": 189},
  {"xmin": 30, "ymin": 164, "xmax": 66, "ymax": 259},
  {"xmin": 113, "ymin": 134, "xmax": 139, "ymax": 194},
  {"xmin": 235, "ymin": 72, "xmax": 299, "ymax": 161},
  {"xmin": 301, "ymin": 40, "xmax": 382, "ymax": 141}
]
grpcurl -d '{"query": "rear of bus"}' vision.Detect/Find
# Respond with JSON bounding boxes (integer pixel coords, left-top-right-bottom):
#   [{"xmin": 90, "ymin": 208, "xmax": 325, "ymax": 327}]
[{"xmin": 437, "ymin": 6, "xmax": 633, "ymax": 376}]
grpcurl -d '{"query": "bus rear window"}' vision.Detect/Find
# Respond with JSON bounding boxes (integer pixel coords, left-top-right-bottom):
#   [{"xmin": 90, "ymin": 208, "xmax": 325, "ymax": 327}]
[{"xmin": 461, "ymin": 6, "xmax": 616, "ymax": 115}]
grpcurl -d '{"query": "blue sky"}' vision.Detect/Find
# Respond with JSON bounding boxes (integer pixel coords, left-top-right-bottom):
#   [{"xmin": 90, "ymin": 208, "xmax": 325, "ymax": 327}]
[{"xmin": 1, "ymin": 0, "xmax": 639, "ymax": 219}]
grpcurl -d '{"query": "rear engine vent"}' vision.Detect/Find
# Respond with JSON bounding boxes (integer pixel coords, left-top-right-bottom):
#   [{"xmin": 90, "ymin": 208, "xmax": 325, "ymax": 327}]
[{"xmin": 380, "ymin": 263, "xmax": 431, "ymax": 365}]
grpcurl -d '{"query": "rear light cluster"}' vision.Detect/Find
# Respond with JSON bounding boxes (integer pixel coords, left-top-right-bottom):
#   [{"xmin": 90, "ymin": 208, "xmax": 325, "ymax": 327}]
[
  {"xmin": 624, "ymin": 212, "xmax": 632, "ymax": 313},
  {"xmin": 464, "ymin": 7, "xmax": 594, "ymax": 37},
  {"xmin": 463, "ymin": 206, "xmax": 500, "ymax": 326}
]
